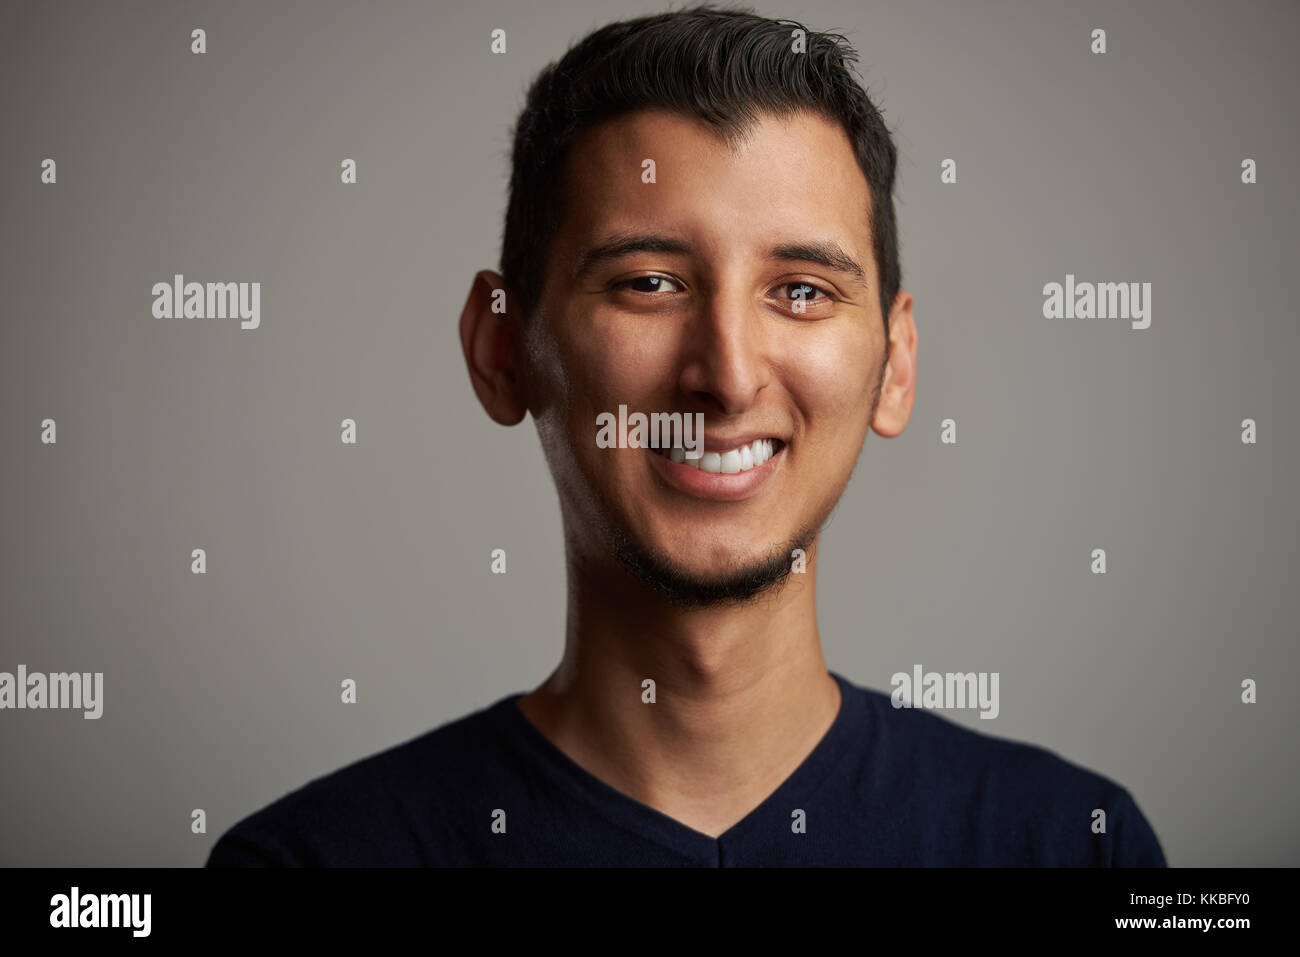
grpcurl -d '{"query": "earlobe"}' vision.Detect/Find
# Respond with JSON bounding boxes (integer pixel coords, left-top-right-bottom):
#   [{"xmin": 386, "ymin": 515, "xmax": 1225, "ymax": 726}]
[{"xmin": 459, "ymin": 270, "xmax": 528, "ymax": 426}]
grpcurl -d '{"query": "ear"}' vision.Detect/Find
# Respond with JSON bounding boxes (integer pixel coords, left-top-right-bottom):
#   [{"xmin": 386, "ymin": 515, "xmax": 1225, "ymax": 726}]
[
  {"xmin": 459, "ymin": 270, "xmax": 527, "ymax": 426},
  {"xmin": 870, "ymin": 289, "xmax": 917, "ymax": 438}
]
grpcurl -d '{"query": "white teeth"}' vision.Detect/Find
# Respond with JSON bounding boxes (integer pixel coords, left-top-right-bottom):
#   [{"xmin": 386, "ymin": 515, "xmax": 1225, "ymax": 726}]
[{"xmin": 655, "ymin": 438, "xmax": 781, "ymax": 473}]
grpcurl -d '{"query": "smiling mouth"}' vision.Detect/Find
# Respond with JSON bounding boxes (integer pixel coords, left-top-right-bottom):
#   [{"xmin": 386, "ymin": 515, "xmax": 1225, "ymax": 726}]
[{"xmin": 650, "ymin": 438, "xmax": 785, "ymax": 474}]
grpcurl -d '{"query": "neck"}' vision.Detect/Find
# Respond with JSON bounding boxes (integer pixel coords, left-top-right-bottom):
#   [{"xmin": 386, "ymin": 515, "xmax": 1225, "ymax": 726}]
[{"xmin": 515, "ymin": 540, "xmax": 841, "ymax": 838}]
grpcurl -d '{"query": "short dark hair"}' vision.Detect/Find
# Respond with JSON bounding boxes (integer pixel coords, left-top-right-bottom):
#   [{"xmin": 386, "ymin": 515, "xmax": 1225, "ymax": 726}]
[{"xmin": 500, "ymin": 3, "xmax": 902, "ymax": 335}]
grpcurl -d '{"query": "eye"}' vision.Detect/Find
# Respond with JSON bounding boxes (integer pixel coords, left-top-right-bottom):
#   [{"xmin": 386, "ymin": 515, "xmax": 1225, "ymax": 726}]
[
  {"xmin": 613, "ymin": 275, "xmax": 683, "ymax": 294},
  {"xmin": 775, "ymin": 281, "xmax": 834, "ymax": 305}
]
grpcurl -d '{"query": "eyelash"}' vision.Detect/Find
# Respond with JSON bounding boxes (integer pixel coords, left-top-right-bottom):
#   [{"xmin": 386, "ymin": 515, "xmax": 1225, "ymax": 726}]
[{"xmin": 612, "ymin": 276, "xmax": 837, "ymax": 304}]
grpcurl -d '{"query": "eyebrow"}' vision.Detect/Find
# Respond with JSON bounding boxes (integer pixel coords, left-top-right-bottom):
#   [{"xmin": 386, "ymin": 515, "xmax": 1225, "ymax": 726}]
[{"xmin": 571, "ymin": 232, "xmax": 869, "ymax": 289}]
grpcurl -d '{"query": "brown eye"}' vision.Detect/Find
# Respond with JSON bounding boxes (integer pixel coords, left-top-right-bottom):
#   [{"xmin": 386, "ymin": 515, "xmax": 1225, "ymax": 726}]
[
  {"xmin": 616, "ymin": 275, "xmax": 682, "ymax": 294},
  {"xmin": 779, "ymin": 281, "xmax": 832, "ymax": 303}
]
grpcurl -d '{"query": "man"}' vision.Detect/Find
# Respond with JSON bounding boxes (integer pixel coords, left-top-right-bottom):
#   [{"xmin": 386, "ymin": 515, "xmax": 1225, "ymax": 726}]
[{"xmin": 208, "ymin": 5, "xmax": 1165, "ymax": 867}]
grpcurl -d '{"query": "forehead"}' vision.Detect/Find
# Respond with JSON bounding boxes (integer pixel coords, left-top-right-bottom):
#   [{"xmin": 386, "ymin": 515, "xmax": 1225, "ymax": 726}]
[{"xmin": 551, "ymin": 107, "xmax": 874, "ymax": 277}]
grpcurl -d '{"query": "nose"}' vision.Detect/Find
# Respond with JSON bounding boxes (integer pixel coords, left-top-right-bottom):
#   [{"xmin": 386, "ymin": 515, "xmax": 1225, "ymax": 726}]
[{"xmin": 675, "ymin": 285, "xmax": 767, "ymax": 415}]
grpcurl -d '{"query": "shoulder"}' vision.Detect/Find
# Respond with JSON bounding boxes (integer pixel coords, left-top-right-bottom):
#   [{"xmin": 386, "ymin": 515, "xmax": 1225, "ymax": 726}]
[
  {"xmin": 205, "ymin": 694, "xmax": 518, "ymax": 867},
  {"xmin": 849, "ymin": 681, "xmax": 1166, "ymax": 866}
]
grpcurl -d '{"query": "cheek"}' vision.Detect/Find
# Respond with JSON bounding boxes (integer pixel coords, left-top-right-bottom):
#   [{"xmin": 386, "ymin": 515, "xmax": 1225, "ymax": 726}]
[
  {"xmin": 541, "ymin": 322, "xmax": 678, "ymax": 472},
  {"xmin": 785, "ymin": 328, "xmax": 878, "ymax": 428},
  {"xmin": 564, "ymin": 320, "xmax": 678, "ymax": 413}
]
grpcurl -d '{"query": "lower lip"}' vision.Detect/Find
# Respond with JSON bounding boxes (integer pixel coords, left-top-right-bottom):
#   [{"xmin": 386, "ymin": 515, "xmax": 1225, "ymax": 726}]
[{"xmin": 647, "ymin": 446, "xmax": 784, "ymax": 501}]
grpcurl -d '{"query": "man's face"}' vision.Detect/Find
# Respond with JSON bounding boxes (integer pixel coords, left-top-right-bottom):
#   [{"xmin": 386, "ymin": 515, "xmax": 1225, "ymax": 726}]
[{"xmin": 522, "ymin": 107, "xmax": 888, "ymax": 602}]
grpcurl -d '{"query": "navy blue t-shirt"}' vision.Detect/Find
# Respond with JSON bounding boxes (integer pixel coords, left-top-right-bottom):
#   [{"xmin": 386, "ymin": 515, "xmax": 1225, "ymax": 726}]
[{"xmin": 206, "ymin": 671, "xmax": 1166, "ymax": 866}]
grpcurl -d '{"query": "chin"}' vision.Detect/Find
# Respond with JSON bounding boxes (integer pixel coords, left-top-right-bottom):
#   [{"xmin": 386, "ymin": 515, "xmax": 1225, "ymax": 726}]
[
  {"xmin": 641, "ymin": 524, "xmax": 786, "ymax": 570},
  {"xmin": 609, "ymin": 520, "xmax": 807, "ymax": 607}
]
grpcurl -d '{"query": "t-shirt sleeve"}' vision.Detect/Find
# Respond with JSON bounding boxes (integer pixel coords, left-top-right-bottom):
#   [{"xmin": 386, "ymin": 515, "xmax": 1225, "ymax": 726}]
[
  {"xmin": 1110, "ymin": 788, "xmax": 1167, "ymax": 867},
  {"xmin": 205, "ymin": 823, "xmax": 300, "ymax": 867}
]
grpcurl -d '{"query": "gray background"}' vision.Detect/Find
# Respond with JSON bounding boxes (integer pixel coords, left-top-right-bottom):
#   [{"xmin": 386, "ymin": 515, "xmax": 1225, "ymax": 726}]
[{"xmin": 1, "ymin": 0, "xmax": 1296, "ymax": 867}]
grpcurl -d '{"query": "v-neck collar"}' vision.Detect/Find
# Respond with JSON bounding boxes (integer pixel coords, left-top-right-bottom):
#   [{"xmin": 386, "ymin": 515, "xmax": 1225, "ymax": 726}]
[{"xmin": 490, "ymin": 670, "xmax": 863, "ymax": 862}]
